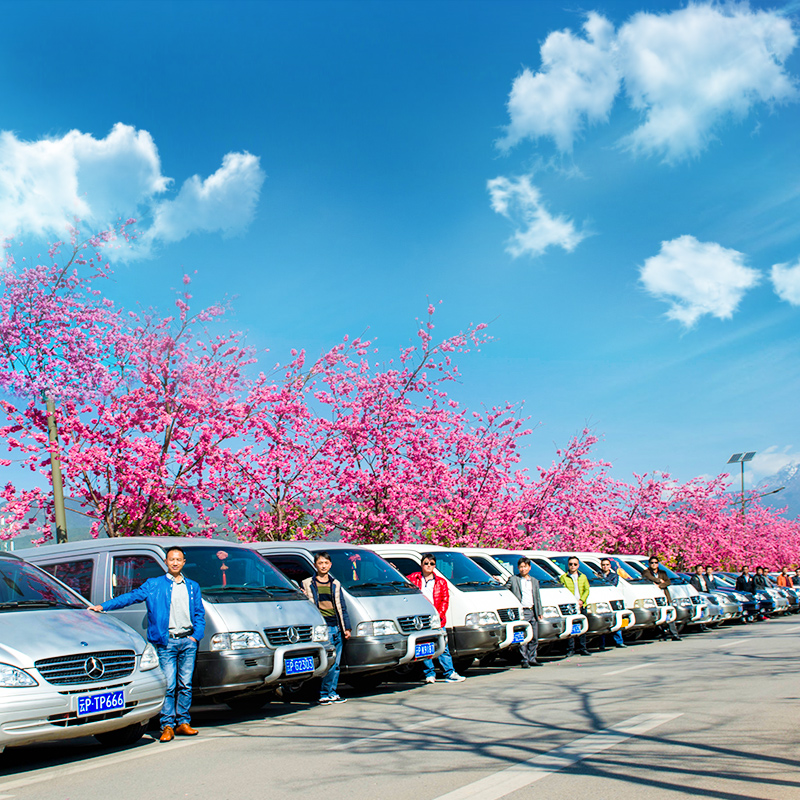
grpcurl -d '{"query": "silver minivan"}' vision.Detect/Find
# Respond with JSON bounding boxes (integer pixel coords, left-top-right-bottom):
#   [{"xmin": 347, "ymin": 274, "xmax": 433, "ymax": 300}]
[
  {"xmin": 249, "ymin": 542, "xmax": 447, "ymax": 689},
  {"xmin": 25, "ymin": 538, "xmax": 336, "ymax": 711},
  {"xmin": 0, "ymin": 551, "xmax": 166, "ymax": 753}
]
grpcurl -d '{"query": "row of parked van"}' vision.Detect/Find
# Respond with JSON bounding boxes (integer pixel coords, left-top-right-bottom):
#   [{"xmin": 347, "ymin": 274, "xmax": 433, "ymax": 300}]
[{"xmin": 1, "ymin": 538, "xmax": 791, "ymax": 756}]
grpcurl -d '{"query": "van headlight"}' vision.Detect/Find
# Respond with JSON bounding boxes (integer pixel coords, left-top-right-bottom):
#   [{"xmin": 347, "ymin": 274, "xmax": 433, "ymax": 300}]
[
  {"xmin": 0, "ymin": 663, "xmax": 38, "ymax": 687},
  {"xmin": 634, "ymin": 598, "xmax": 656, "ymax": 608},
  {"xmin": 209, "ymin": 632, "xmax": 264, "ymax": 651},
  {"xmin": 140, "ymin": 643, "xmax": 160, "ymax": 671},
  {"xmin": 465, "ymin": 611, "xmax": 499, "ymax": 626},
  {"xmin": 312, "ymin": 626, "xmax": 330, "ymax": 642},
  {"xmin": 431, "ymin": 612, "xmax": 441, "ymax": 628},
  {"xmin": 592, "ymin": 602, "xmax": 612, "ymax": 613},
  {"xmin": 542, "ymin": 606, "xmax": 561, "ymax": 619},
  {"xmin": 355, "ymin": 620, "xmax": 399, "ymax": 637}
]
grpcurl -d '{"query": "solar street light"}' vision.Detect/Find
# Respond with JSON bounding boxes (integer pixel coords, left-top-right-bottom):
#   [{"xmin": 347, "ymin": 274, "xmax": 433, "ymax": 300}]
[{"xmin": 727, "ymin": 452, "xmax": 757, "ymax": 519}]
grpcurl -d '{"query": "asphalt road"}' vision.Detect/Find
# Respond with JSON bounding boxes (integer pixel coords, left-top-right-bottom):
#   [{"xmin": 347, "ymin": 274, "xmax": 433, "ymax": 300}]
[{"xmin": 1, "ymin": 617, "xmax": 798, "ymax": 800}]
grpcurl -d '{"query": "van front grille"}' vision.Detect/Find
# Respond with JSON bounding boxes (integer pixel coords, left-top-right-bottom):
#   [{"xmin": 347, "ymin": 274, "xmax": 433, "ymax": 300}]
[
  {"xmin": 35, "ymin": 651, "xmax": 136, "ymax": 686},
  {"xmin": 654, "ymin": 597, "xmax": 666, "ymax": 607},
  {"xmin": 397, "ymin": 615, "xmax": 433, "ymax": 633},
  {"xmin": 610, "ymin": 600, "xmax": 624, "ymax": 611},
  {"xmin": 264, "ymin": 626, "xmax": 313, "ymax": 646},
  {"xmin": 497, "ymin": 608, "xmax": 520, "ymax": 622},
  {"xmin": 559, "ymin": 603, "xmax": 577, "ymax": 615}
]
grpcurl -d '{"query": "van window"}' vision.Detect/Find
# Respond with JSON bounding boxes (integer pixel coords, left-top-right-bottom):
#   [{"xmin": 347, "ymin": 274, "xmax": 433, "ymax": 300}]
[
  {"xmin": 40, "ymin": 560, "xmax": 94, "ymax": 599},
  {"xmin": 261, "ymin": 554, "xmax": 314, "ymax": 586},
  {"xmin": 386, "ymin": 557, "xmax": 421, "ymax": 578},
  {"xmin": 468, "ymin": 556, "xmax": 507, "ymax": 584},
  {"xmin": 0, "ymin": 558, "xmax": 84, "ymax": 609},
  {"xmin": 112, "ymin": 554, "xmax": 164, "ymax": 597},
  {"xmin": 310, "ymin": 549, "xmax": 417, "ymax": 596}
]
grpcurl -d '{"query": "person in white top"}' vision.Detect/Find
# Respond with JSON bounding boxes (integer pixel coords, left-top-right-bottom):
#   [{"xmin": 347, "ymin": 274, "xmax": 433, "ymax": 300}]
[{"xmin": 505, "ymin": 557, "xmax": 543, "ymax": 667}]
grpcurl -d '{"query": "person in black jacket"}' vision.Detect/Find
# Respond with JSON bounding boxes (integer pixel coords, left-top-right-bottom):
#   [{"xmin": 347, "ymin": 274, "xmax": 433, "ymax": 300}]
[
  {"xmin": 753, "ymin": 566, "xmax": 769, "ymax": 590},
  {"xmin": 690, "ymin": 564, "xmax": 710, "ymax": 593},
  {"xmin": 735, "ymin": 566, "xmax": 756, "ymax": 594},
  {"xmin": 642, "ymin": 556, "xmax": 681, "ymax": 641},
  {"xmin": 506, "ymin": 557, "xmax": 544, "ymax": 667},
  {"xmin": 704, "ymin": 566, "xmax": 718, "ymax": 592}
]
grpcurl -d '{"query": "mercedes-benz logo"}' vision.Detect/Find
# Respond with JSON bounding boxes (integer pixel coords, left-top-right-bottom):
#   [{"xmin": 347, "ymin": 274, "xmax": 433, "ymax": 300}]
[
  {"xmin": 85, "ymin": 656, "xmax": 105, "ymax": 680},
  {"xmin": 286, "ymin": 627, "xmax": 300, "ymax": 644},
  {"xmin": 413, "ymin": 616, "xmax": 424, "ymax": 630}
]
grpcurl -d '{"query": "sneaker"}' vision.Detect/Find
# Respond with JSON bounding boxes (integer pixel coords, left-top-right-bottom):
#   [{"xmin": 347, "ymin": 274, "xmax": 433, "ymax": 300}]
[
  {"xmin": 444, "ymin": 673, "xmax": 466, "ymax": 683},
  {"xmin": 424, "ymin": 675, "xmax": 436, "ymax": 684},
  {"xmin": 319, "ymin": 696, "xmax": 333, "ymax": 705},
  {"xmin": 330, "ymin": 695, "xmax": 347, "ymax": 704}
]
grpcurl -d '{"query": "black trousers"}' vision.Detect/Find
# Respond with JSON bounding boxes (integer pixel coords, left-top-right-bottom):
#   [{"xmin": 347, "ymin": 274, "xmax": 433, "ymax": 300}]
[{"xmin": 520, "ymin": 608, "xmax": 539, "ymax": 664}]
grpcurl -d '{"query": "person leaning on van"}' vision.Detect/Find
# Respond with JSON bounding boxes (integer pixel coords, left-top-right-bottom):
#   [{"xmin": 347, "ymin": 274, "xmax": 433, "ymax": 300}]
[
  {"xmin": 89, "ymin": 546, "xmax": 205, "ymax": 742},
  {"xmin": 301, "ymin": 551, "xmax": 352, "ymax": 705}
]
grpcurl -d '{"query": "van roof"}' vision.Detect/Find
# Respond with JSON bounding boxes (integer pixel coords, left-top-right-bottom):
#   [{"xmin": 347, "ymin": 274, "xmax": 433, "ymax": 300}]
[
  {"xmin": 0, "ymin": 550, "xmax": 22, "ymax": 560},
  {"xmin": 245, "ymin": 541, "xmax": 380, "ymax": 553},
  {"xmin": 20, "ymin": 536, "xmax": 257, "ymax": 558}
]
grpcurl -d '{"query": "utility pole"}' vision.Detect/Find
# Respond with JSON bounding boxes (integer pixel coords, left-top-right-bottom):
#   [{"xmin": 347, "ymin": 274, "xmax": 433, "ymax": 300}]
[
  {"xmin": 727, "ymin": 452, "xmax": 756, "ymax": 523},
  {"xmin": 45, "ymin": 394, "xmax": 68, "ymax": 543}
]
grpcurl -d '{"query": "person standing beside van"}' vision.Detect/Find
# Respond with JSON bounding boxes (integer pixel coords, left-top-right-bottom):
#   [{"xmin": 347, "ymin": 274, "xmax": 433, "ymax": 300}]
[
  {"xmin": 408, "ymin": 553, "xmax": 466, "ymax": 683},
  {"xmin": 642, "ymin": 556, "xmax": 681, "ymax": 641},
  {"xmin": 505, "ymin": 556, "xmax": 543, "ymax": 667},
  {"xmin": 89, "ymin": 546, "xmax": 205, "ymax": 742},
  {"xmin": 777, "ymin": 568, "xmax": 794, "ymax": 588},
  {"xmin": 559, "ymin": 557, "xmax": 591, "ymax": 657},
  {"xmin": 301, "ymin": 552, "xmax": 352, "ymax": 705},
  {"xmin": 598, "ymin": 558, "xmax": 626, "ymax": 649}
]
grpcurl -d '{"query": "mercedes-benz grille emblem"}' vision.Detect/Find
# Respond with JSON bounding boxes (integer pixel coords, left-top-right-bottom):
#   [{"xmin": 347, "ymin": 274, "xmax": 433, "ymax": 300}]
[
  {"xmin": 85, "ymin": 656, "xmax": 105, "ymax": 680},
  {"xmin": 286, "ymin": 626, "xmax": 300, "ymax": 644},
  {"xmin": 413, "ymin": 616, "xmax": 424, "ymax": 630}
]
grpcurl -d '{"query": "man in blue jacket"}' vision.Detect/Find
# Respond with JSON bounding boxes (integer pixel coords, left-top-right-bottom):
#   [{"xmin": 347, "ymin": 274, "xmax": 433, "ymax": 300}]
[{"xmin": 90, "ymin": 546, "xmax": 205, "ymax": 742}]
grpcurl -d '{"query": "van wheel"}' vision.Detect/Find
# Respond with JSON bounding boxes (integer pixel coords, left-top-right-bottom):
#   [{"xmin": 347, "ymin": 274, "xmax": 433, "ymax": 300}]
[
  {"xmin": 452, "ymin": 657, "xmax": 474, "ymax": 675},
  {"xmin": 346, "ymin": 673, "xmax": 384, "ymax": 692},
  {"xmin": 94, "ymin": 721, "xmax": 148, "ymax": 747},
  {"xmin": 226, "ymin": 694, "xmax": 270, "ymax": 714}
]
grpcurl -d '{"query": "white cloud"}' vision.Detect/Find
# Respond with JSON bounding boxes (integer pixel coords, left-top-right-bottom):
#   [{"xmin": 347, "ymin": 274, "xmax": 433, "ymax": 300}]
[
  {"xmin": 639, "ymin": 235, "xmax": 760, "ymax": 327},
  {"xmin": 0, "ymin": 123, "xmax": 265, "ymax": 253},
  {"xmin": 488, "ymin": 175, "xmax": 586, "ymax": 258},
  {"xmin": 501, "ymin": 4, "xmax": 798, "ymax": 162},
  {"xmin": 771, "ymin": 257, "xmax": 800, "ymax": 304},
  {"xmin": 498, "ymin": 12, "xmax": 620, "ymax": 153}
]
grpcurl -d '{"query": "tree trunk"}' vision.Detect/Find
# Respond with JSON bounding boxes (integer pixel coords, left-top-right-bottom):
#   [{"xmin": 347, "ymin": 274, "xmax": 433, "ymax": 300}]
[{"xmin": 45, "ymin": 394, "xmax": 68, "ymax": 543}]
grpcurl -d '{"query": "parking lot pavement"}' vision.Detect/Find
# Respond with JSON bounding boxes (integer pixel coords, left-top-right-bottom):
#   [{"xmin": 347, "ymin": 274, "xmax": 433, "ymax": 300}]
[{"xmin": 2, "ymin": 617, "xmax": 799, "ymax": 800}]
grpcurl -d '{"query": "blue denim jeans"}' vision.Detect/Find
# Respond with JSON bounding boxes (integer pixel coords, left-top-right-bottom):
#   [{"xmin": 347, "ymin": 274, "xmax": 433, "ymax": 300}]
[
  {"xmin": 156, "ymin": 637, "xmax": 198, "ymax": 728},
  {"xmin": 320, "ymin": 626, "xmax": 343, "ymax": 700},
  {"xmin": 421, "ymin": 640, "xmax": 456, "ymax": 679}
]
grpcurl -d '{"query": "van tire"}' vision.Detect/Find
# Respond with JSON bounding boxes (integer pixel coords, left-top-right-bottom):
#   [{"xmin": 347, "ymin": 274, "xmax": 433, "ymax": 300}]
[
  {"xmin": 94, "ymin": 721, "xmax": 148, "ymax": 747},
  {"xmin": 346, "ymin": 673, "xmax": 384, "ymax": 692}
]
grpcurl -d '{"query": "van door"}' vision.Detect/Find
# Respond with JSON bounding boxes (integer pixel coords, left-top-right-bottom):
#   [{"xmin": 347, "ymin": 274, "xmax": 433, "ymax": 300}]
[
  {"xmin": 109, "ymin": 552, "xmax": 166, "ymax": 638},
  {"xmin": 38, "ymin": 557, "xmax": 97, "ymax": 602}
]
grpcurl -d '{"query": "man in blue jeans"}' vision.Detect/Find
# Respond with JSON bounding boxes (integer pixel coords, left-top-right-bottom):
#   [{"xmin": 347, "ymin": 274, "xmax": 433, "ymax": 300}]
[
  {"xmin": 301, "ymin": 552, "xmax": 351, "ymax": 705},
  {"xmin": 598, "ymin": 558, "xmax": 626, "ymax": 649},
  {"xmin": 90, "ymin": 546, "xmax": 205, "ymax": 742}
]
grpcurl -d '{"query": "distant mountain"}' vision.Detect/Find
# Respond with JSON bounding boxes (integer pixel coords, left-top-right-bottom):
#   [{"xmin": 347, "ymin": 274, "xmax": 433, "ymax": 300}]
[{"xmin": 755, "ymin": 462, "xmax": 800, "ymax": 520}]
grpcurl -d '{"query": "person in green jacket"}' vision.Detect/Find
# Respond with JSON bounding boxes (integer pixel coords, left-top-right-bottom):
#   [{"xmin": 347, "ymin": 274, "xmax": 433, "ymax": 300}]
[{"xmin": 559, "ymin": 556, "xmax": 591, "ymax": 657}]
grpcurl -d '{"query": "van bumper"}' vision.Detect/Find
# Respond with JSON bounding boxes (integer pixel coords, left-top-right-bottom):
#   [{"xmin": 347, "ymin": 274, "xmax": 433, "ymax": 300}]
[
  {"xmin": 343, "ymin": 630, "xmax": 446, "ymax": 673},
  {"xmin": 498, "ymin": 621, "xmax": 533, "ymax": 649},
  {"xmin": 194, "ymin": 643, "xmax": 329, "ymax": 695},
  {"xmin": 451, "ymin": 624, "xmax": 505, "ymax": 658},
  {"xmin": 584, "ymin": 611, "xmax": 616, "ymax": 634},
  {"xmin": 613, "ymin": 610, "xmax": 635, "ymax": 632},
  {"xmin": 0, "ymin": 668, "xmax": 166, "ymax": 750},
  {"xmin": 538, "ymin": 617, "xmax": 565, "ymax": 641},
  {"xmin": 559, "ymin": 614, "xmax": 588, "ymax": 639}
]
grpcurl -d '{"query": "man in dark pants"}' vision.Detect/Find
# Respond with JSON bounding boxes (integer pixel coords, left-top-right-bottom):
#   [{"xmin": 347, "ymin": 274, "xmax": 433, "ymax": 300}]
[
  {"xmin": 506, "ymin": 557, "xmax": 543, "ymax": 667},
  {"xmin": 559, "ymin": 557, "xmax": 591, "ymax": 656},
  {"xmin": 598, "ymin": 558, "xmax": 626, "ymax": 649},
  {"xmin": 301, "ymin": 551, "xmax": 352, "ymax": 705},
  {"xmin": 90, "ymin": 546, "xmax": 205, "ymax": 742},
  {"xmin": 642, "ymin": 556, "xmax": 681, "ymax": 641},
  {"xmin": 689, "ymin": 565, "xmax": 711, "ymax": 631}
]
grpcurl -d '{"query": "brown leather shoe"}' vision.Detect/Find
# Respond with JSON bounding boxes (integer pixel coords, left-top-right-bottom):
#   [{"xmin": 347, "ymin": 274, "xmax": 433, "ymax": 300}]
[
  {"xmin": 159, "ymin": 726, "xmax": 175, "ymax": 742},
  {"xmin": 174, "ymin": 723, "xmax": 198, "ymax": 736}
]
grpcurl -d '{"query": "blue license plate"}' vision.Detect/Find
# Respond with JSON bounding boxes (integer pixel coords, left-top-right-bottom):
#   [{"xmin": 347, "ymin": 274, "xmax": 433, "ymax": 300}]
[
  {"xmin": 77, "ymin": 689, "xmax": 125, "ymax": 717},
  {"xmin": 285, "ymin": 656, "xmax": 314, "ymax": 675},
  {"xmin": 512, "ymin": 630, "xmax": 525, "ymax": 643},
  {"xmin": 414, "ymin": 641, "xmax": 436, "ymax": 659},
  {"xmin": 571, "ymin": 623, "xmax": 582, "ymax": 635}
]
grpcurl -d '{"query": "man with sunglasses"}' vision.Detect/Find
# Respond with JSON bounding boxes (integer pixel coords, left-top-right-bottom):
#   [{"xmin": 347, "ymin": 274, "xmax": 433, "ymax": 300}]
[
  {"xmin": 642, "ymin": 556, "xmax": 681, "ymax": 641},
  {"xmin": 559, "ymin": 557, "xmax": 591, "ymax": 657},
  {"xmin": 407, "ymin": 554, "xmax": 466, "ymax": 683}
]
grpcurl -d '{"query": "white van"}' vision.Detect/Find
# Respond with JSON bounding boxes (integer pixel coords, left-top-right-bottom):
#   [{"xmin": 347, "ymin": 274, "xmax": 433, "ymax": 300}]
[
  {"xmin": 248, "ymin": 542, "xmax": 446, "ymax": 690},
  {"xmin": 525, "ymin": 552, "xmax": 634, "ymax": 637},
  {"xmin": 367, "ymin": 545, "xmax": 533, "ymax": 672},
  {"xmin": 577, "ymin": 553, "xmax": 676, "ymax": 630},
  {"xmin": 459, "ymin": 548, "xmax": 588, "ymax": 642}
]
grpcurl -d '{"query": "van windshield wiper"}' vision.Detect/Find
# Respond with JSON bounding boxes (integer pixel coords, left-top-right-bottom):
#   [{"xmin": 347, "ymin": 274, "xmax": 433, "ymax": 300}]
[
  {"xmin": 455, "ymin": 580, "xmax": 495, "ymax": 588},
  {"xmin": 0, "ymin": 599, "xmax": 82, "ymax": 609},
  {"xmin": 204, "ymin": 586, "xmax": 274, "ymax": 596}
]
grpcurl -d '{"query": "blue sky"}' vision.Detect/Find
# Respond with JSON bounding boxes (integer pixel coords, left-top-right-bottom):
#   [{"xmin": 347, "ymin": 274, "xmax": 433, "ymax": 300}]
[{"xmin": 1, "ymin": 0, "xmax": 799, "ymax": 489}]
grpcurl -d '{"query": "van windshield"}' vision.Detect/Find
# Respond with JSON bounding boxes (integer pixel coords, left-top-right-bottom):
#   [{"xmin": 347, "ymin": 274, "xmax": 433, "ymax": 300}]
[
  {"xmin": 428, "ymin": 552, "xmax": 497, "ymax": 592},
  {"xmin": 0, "ymin": 558, "xmax": 85, "ymax": 610},
  {"xmin": 549, "ymin": 557, "xmax": 606, "ymax": 586},
  {"xmin": 585, "ymin": 558, "xmax": 647, "ymax": 584},
  {"xmin": 313, "ymin": 549, "xmax": 419, "ymax": 597},
  {"xmin": 183, "ymin": 547, "xmax": 305, "ymax": 603},
  {"xmin": 491, "ymin": 553, "xmax": 560, "ymax": 587}
]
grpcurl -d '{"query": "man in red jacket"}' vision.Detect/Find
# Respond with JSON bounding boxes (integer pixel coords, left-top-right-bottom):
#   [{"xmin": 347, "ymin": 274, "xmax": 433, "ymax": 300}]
[{"xmin": 408, "ymin": 553, "xmax": 466, "ymax": 684}]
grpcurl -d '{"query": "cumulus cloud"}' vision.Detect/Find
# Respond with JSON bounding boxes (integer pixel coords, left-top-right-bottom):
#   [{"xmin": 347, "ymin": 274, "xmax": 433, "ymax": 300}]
[
  {"xmin": 0, "ymin": 123, "xmax": 265, "ymax": 254},
  {"xmin": 488, "ymin": 175, "xmax": 587, "ymax": 258},
  {"xmin": 498, "ymin": 12, "xmax": 620, "ymax": 153},
  {"xmin": 639, "ymin": 235, "xmax": 760, "ymax": 326},
  {"xmin": 771, "ymin": 257, "xmax": 800, "ymax": 304},
  {"xmin": 501, "ymin": 3, "xmax": 798, "ymax": 162},
  {"xmin": 749, "ymin": 446, "xmax": 800, "ymax": 483}
]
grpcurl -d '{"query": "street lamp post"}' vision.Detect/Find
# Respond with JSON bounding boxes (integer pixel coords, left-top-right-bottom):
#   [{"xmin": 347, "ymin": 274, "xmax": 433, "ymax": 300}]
[{"xmin": 727, "ymin": 452, "xmax": 756, "ymax": 520}]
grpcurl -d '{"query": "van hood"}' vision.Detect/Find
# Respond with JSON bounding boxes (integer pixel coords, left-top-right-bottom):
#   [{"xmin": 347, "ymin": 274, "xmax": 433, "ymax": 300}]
[{"xmin": 0, "ymin": 608, "xmax": 146, "ymax": 668}]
